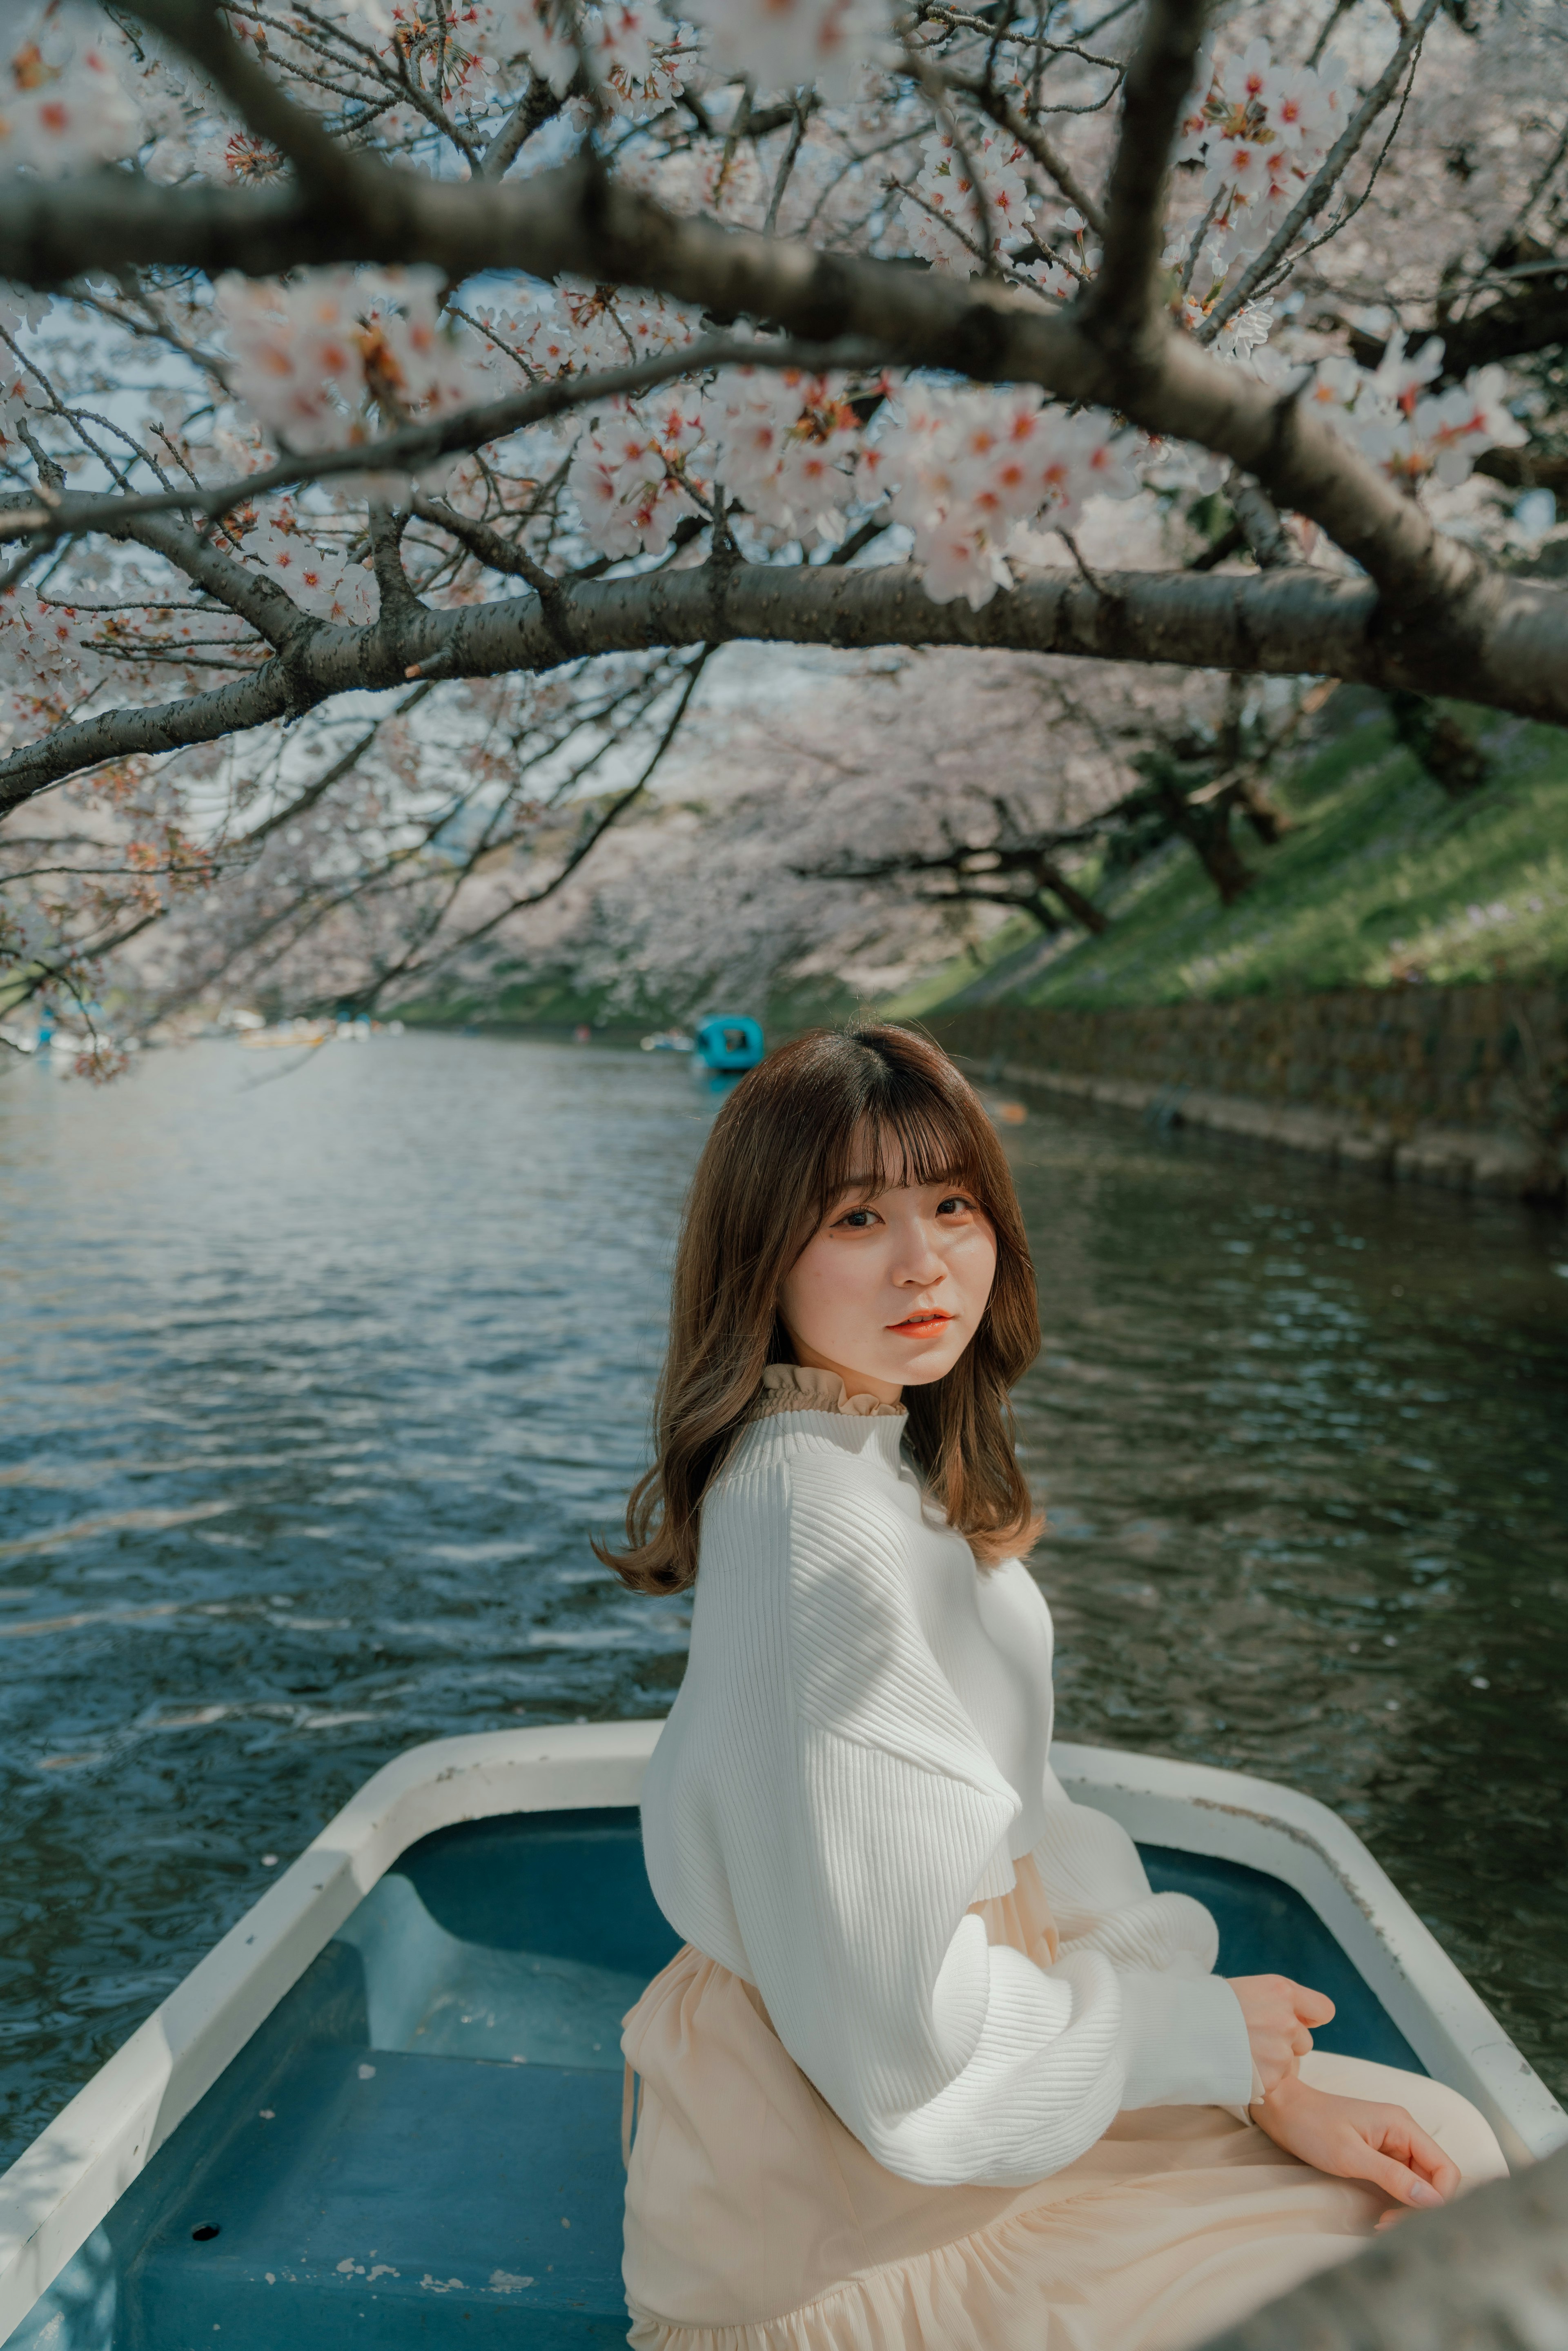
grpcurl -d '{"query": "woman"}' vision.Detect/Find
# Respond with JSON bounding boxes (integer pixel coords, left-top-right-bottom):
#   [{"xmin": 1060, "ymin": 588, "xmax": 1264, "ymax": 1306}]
[{"xmin": 602, "ymin": 1025, "xmax": 1504, "ymax": 2351}]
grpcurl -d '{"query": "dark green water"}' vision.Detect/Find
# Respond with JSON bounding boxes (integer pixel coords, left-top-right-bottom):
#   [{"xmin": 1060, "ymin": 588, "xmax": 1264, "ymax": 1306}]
[{"xmin": 1, "ymin": 1034, "xmax": 1564, "ymax": 2168}]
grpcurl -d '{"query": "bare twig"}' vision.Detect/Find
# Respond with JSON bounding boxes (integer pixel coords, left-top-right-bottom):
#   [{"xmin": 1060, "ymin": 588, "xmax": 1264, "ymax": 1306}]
[
  {"xmin": 763, "ymin": 95, "xmax": 813, "ymax": 237},
  {"xmin": 1223, "ymin": 467, "xmax": 1302, "ymax": 570}
]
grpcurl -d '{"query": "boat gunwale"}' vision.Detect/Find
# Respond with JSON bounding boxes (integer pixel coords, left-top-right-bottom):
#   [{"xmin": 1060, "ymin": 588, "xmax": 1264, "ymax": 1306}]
[{"xmin": 2, "ymin": 1723, "xmax": 1562, "ymax": 2344}]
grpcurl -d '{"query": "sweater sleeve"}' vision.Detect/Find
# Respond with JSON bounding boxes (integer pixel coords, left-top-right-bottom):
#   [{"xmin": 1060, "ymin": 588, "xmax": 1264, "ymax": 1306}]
[
  {"xmin": 706, "ymin": 1452, "xmax": 1240, "ymax": 2190},
  {"xmin": 1031, "ymin": 1762, "xmax": 1254, "ymax": 2111}
]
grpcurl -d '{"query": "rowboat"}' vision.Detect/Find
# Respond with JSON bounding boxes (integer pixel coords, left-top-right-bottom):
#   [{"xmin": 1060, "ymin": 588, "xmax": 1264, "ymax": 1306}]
[
  {"xmin": 691, "ymin": 1015, "xmax": 764, "ymax": 1075},
  {"xmin": 4, "ymin": 1724, "xmax": 1564, "ymax": 2349}
]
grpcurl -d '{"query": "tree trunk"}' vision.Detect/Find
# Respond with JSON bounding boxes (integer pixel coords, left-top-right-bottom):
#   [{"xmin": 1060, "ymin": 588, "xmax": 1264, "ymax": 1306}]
[
  {"xmin": 1196, "ymin": 2140, "xmax": 1568, "ymax": 2351},
  {"xmin": 1387, "ymin": 691, "xmax": 1492, "ymax": 798},
  {"xmin": 1033, "ymin": 858, "xmax": 1110, "ymax": 934},
  {"xmin": 1233, "ymin": 775, "xmax": 1293, "ymax": 845},
  {"xmin": 1019, "ymin": 889, "xmax": 1066, "ymax": 936},
  {"xmin": 1161, "ymin": 791, "xmax": 1256, "ymax": 904}
]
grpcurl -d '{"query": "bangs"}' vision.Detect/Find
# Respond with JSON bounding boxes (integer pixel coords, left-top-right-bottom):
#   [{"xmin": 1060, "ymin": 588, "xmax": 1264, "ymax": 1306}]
[{"xmin": 814, "ymin": 1093, "xmax": 987, "ymax": 1216}]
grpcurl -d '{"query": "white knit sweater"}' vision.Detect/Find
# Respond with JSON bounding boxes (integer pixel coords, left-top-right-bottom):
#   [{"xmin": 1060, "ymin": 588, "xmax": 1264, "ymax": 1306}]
[{"xmin": 639, "ymin": 1365, "xmax": 1255, "ymax": 2191}]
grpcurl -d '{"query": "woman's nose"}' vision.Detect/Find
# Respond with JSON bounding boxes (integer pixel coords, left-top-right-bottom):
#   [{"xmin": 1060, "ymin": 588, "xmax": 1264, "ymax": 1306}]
[{"xmin": 895, "ymin": 1224, "xmax": 947, "ymax": 1285}]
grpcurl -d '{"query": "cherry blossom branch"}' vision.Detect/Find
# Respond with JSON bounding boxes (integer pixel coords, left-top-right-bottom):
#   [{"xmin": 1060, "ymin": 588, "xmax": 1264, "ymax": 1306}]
[
  {"xmin": 937, "ymin": 69, "xmax": 1108, "ymax": 238},
  {"xmin": 129, "ymin": 0, "xmax": 373, "ymax": 204},
  {"xmin": 2, "ymin": 146, "xmax": 1481, "ymax": 645},
  {"xmin": 119, "ymin": 512, "xmax": 311, "ymax": 643},
  {"xmin": 166, "ymin": 655, "xmax": 693, "ymax": 1018},
  {"xmin": 0, "ymin": 333, "xmax": 884, "ymax": 547},
  {"xmin": 1396, "ymin": 276, "xmax": 1568, "ymax": 379},
  {"xmin": 345, "ymin": 646, "xmax": 714, "ymax": 1008},
  {"xmin": 1199, "ymin": 0, "xmax": 1444, "ymax": 344},
  {"xmin": 230, "ymin": 680, "xmax": 437, "ymax": 853},
  {"xmin": 0, "ymin": 6, "xmax": 1559, "ymax": 739},
  {"xmin": 6, "ymin": 553, "xmax": 1566, "ymax": 824},
  {"xmin": 479, "ymin": 75, "xmax": 564, "ymax": 181}
]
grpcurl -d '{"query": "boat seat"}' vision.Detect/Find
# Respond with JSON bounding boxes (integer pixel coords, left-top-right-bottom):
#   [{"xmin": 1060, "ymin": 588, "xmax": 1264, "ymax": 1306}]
[{"xmin": 27, "ymin": 1809, "xmax": 1424, "ymax": 2349}]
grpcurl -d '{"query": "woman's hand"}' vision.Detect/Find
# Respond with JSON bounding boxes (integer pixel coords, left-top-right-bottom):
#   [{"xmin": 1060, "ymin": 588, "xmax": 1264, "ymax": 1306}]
[
  {"xmin": 1249, "ymin": 2074, "xmax": 1461, "ymax": 2218},
  {"xmin": 1227, "ymin": 1973, "xmax": 1336, "ymax": 2092}
]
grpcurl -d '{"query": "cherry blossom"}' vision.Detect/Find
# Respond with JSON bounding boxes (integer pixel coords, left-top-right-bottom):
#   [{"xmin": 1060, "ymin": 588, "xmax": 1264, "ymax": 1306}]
[
  {"xmin": 869, "ymin": 387, "xmax": 1136, "ymax": 609},
  {"xmin": 566, "ymin": 392, "xmax": 706, "ymax": 558},
  {"xmin": 1176, "ymin": 37, "xmax": 1348, "ymax": 286},
  {"xmin": 245, "ymin": 521, "xmax": 381, "ymax": 623},
  {"xmin": 0, "ymin": 600, "xmax": 106, "ymax": 723},
  {"xmin": 1308, "ymin": 333, "xmax": 1526, "ymax": 491},
  {"xmin": 473, "ymin": 283, "xmax": 702, "ymax": 380},
  {"xmin": 219, "ymin": 268, "xmax": 487, "ymax": 453},
  {"xmin": 678, "ymin": 0, "xmax": 889, "ymax": 102},
  {"xmin": 702, "ymin": 368, "xmax": 861, "ymax": 542},
  {"xmin": 587, "ymin": 4, "xmax": 689, "ymax": 113},
  {"xmin": 0, "ymin": 10, "xmax": 139, "ymax": 177},
  {"xmin": 899, "ymin": 127, "xmax": 1035, "ymax": 278}
]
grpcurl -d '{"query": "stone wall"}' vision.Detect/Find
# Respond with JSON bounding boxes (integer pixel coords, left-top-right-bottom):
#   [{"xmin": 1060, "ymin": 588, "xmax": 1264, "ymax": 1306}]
[{"xmin": 931, "ymin": 980, "xmax": 1568, "ymax": 1201}]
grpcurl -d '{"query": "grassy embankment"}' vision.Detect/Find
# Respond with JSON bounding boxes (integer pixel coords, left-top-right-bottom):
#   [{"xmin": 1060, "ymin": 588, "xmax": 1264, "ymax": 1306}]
[{"xmin": 888, "ymin": 704, "xmax": 1568, "ymax": 1023}]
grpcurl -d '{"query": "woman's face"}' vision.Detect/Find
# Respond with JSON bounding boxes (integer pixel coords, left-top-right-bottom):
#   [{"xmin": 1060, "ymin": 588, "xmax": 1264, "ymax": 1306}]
[{"xmin": 777, "ymin": 1175, "xmax": 998, "ymax": 1406}]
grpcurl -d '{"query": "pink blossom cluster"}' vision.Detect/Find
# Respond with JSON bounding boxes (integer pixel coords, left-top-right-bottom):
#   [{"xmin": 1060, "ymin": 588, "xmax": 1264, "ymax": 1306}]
[
  {"xmin": 1307, "ymin": 334, "xmax": 1526, "ymax": 490},
  {"xmin": 245, "ymin": 520, "xmax": 381, "ymax": 623},
  {"xmin": 700, "ymin": 368, "xmax": 862, "ymax": 542},
  {"xmin": 626, "ymin": 134, "xmax": 771, "ymax": 227},
  {"xmin": 566, "ymin": 391, "xmax": 705, "ymax": 558},
  {"xmin": 676, "ymin": 0, "xmax": 889, "ymax": 102},
  {"xmin": 473, "ymin": 0, "xmax": 684, "ymax": 114},
  {"xmin": 472, "ymin": 284, "xmax": 701, "ymax": 379},
  {"xmin": 864, "ymin": 386, "xmax": 1136, "ymax": 608},
  {"xmin": 0, "ymin": 599, "xmax": 106, "ymax": 715},
  {"xmin": 565, "ymin": 366, "xmax": 1138, "ymax": 606},
  {"xmin": 1176, "ymin": 38, "xmax": 1348, "ymax": 277},
  {"xmin": 898, "ymin": 127, "xmax": 1035, "ymax": 278},
  {"xmin": 0, "ymin": 13, "xmax": 139, "ymax": 177},
  {"xmin": 219, "ymin": 269, "xmax": 487, "ymax": 454},
  {"xmin": 1211, "ymin": 297, "xmax": 1275, "ymax": 368},
  {"xmin": 586, "ymin": 3, "xmax": 690, "ymax": 112}
]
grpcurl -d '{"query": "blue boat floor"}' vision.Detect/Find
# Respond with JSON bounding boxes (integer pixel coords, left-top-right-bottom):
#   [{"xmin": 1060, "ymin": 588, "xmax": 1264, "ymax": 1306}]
[{"xmin": 16, "ymin": 1810, "xmax": 1424, "ymax": 2350}]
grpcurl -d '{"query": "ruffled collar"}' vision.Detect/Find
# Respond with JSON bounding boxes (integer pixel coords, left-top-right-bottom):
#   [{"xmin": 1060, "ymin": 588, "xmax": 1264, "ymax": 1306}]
[{"xmin": 751, "ymin": 1363, "xmax": 906, "ymax": 1420}]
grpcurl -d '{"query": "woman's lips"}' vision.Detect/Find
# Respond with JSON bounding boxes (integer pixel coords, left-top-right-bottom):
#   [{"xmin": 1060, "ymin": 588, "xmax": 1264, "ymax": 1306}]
[{"xmin": 887, "ymin": 1311, "xmax": 954, "ymax": 1336}]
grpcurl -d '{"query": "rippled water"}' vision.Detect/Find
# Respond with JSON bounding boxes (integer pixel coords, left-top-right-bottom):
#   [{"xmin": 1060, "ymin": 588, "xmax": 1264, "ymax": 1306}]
[{"xmin": 2, "ymin": 1034, "xmax": 1565, "ymax": 2167}]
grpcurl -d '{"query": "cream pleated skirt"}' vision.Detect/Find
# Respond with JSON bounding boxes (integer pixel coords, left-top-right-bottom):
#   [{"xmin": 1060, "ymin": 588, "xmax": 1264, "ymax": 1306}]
[{"xmin": 620, "ymin": 1860, "xmax": 1506, "ymax": 2351}]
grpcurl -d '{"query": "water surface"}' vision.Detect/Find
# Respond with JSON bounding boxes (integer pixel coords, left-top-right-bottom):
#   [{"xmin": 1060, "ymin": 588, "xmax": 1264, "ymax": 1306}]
[{"xmin": 1, "ymin": 1034, "xmax": 1564, "ymax": 2166}]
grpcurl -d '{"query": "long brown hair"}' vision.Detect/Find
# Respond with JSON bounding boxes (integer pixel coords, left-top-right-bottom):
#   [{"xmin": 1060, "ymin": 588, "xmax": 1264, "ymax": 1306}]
[{"xmin": 598, "ymin": 1023, "xmax": 1042, "ymax": 1593}]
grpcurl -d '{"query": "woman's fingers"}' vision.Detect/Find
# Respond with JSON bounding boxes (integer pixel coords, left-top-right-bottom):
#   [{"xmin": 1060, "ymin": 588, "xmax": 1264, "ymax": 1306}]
[
  {"xmin": 1291, "ymin": 1983, "xmax": 1336, "ymax": 2027},
  {"xmin": 1342, "ymin": 2109, "xmax": 1460, "ymax": 2208},
  {"xmin": 1357, "ymin": 2146, "xmax": 1446, "ymax": 2208},
  {"xmin": 1382, "ymin": 2115, "xmax": 1462, "ymax": 2203},
  {"xmin": 1290, "ymin": 2023, "xmax": 1315, "ymax": 2056}
]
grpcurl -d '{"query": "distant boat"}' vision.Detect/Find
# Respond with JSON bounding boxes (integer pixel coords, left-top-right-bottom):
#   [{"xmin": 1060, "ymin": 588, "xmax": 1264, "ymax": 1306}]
[
  {"xmin": 4, "ymin": 1728, "xmax": 1562, "ymax": 2348},
  {"xmin": 692, "ymin": 1015, "xmax": 764, "ymax": 1075},
  {"xmin": 638, "ymin": 1030, "xmax": 694, "ymax": 1054}
]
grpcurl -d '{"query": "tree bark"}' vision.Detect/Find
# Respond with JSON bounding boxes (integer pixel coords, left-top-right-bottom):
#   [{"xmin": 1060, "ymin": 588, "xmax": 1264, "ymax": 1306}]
[{"xmin": 8, "ymin": 559, "xmax": 1568, "ymax": 818}]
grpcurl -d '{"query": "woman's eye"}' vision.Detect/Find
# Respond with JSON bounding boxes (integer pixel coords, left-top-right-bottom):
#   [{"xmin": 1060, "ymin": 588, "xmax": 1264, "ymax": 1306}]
[
  {"xmin": 937, "ymin": 1195, "xmax": 974, "ymax": 1217},
  {"xmin": 838, "ymin": 1208, "xmax": 878, "ymax": 1230}
]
